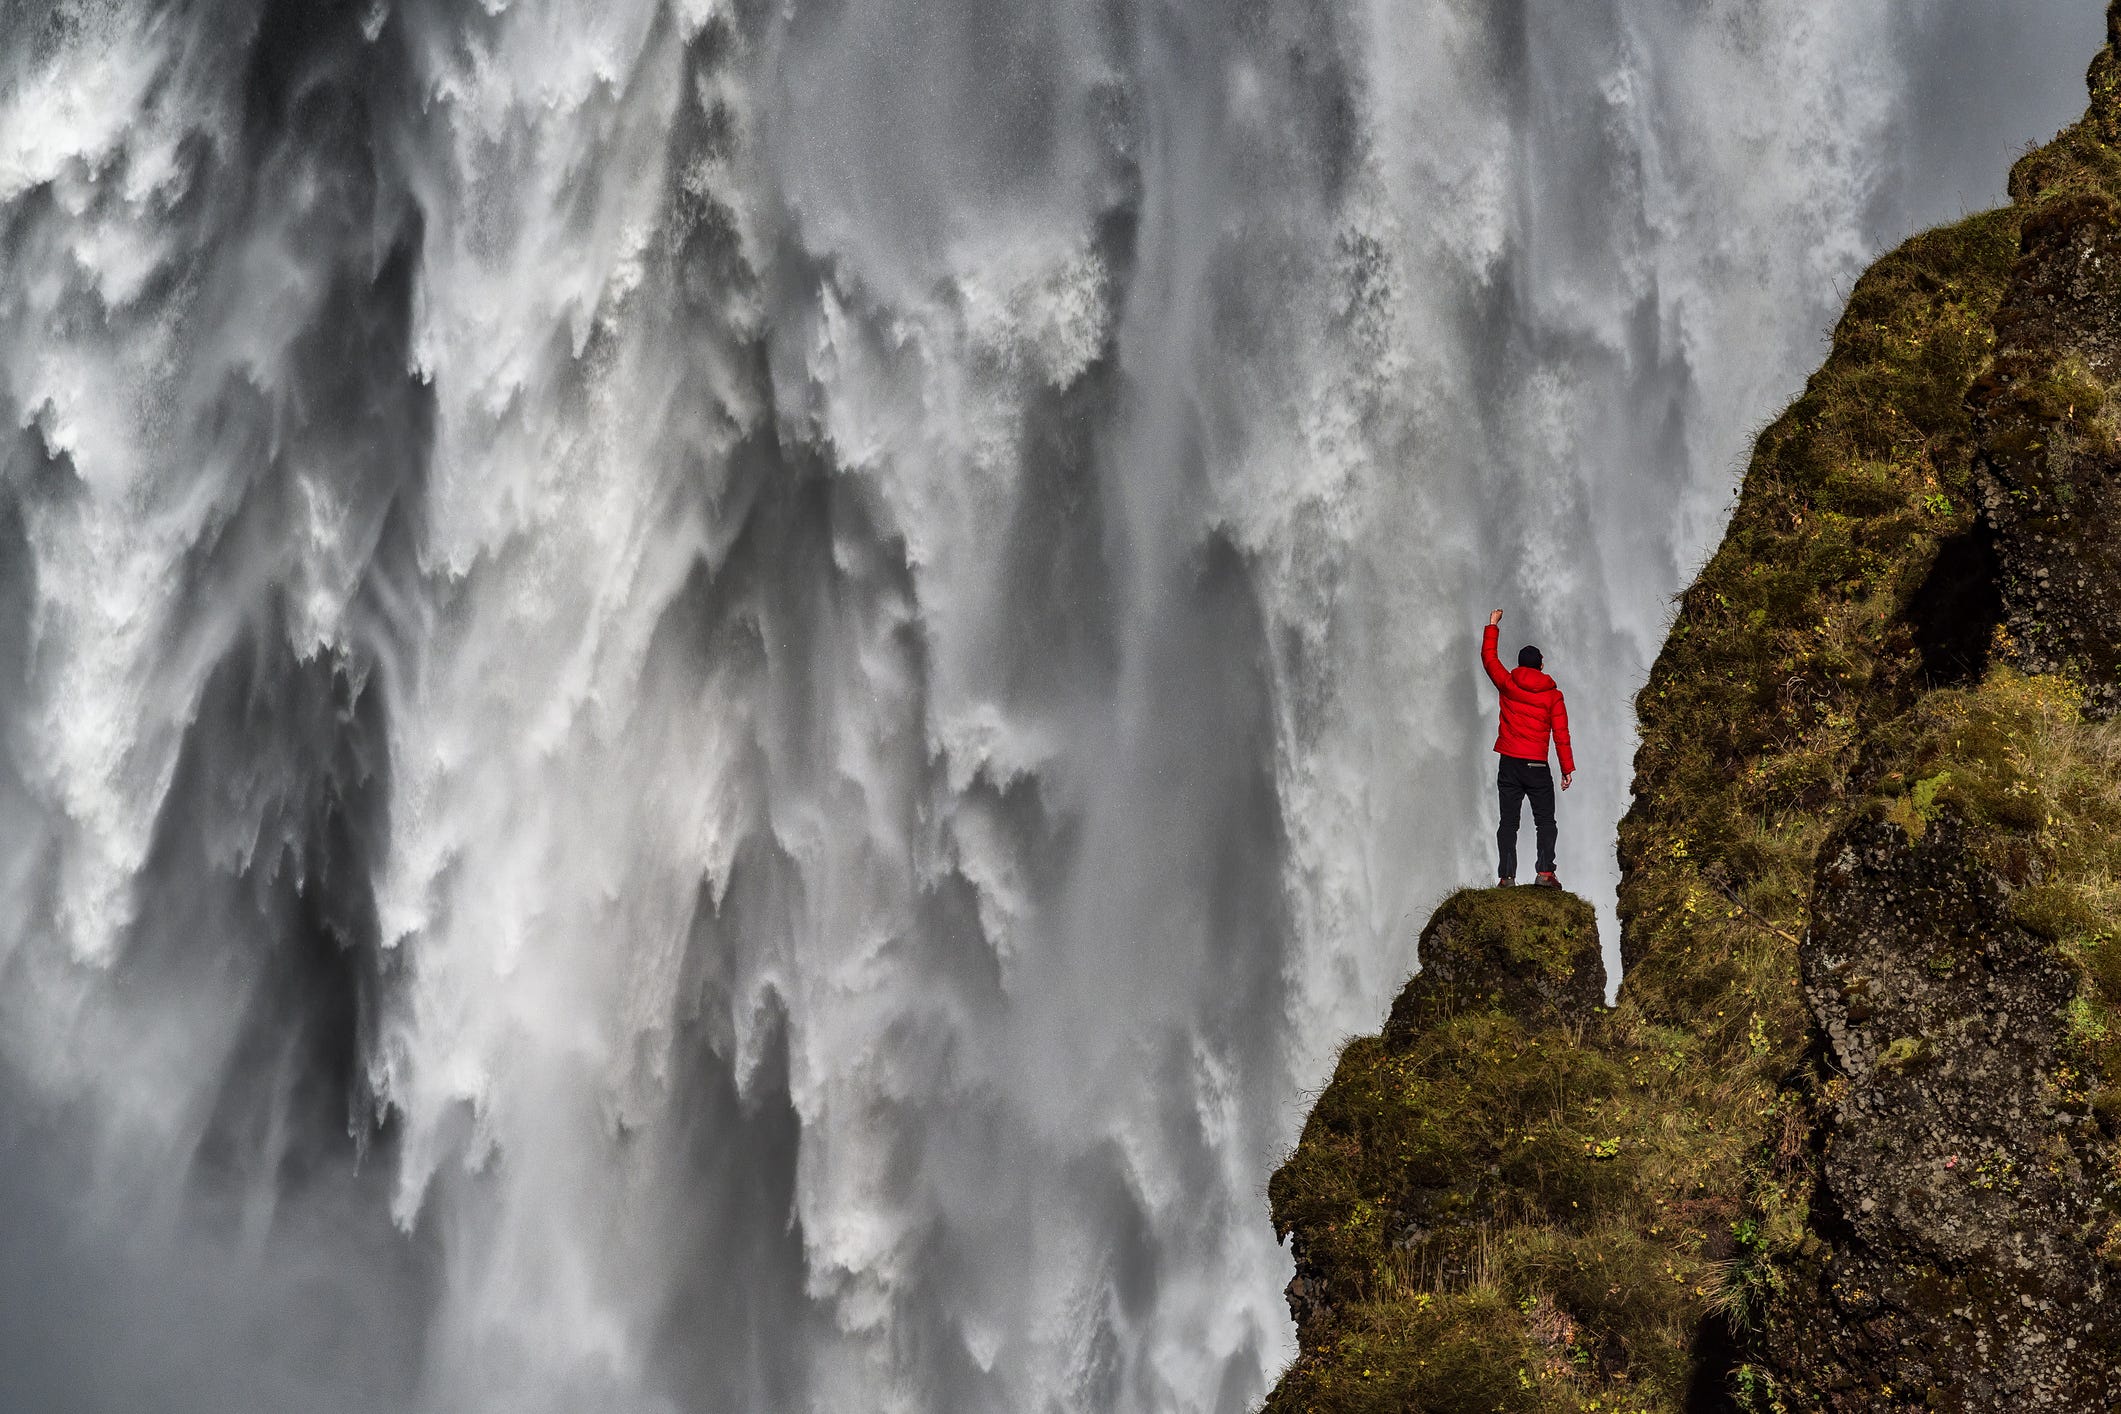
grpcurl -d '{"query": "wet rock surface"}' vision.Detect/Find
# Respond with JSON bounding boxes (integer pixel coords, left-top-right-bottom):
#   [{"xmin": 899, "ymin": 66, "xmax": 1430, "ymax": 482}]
[{"xmin": 1759, "ymin": 818, "xmax": 2121, "ymax": 1409}]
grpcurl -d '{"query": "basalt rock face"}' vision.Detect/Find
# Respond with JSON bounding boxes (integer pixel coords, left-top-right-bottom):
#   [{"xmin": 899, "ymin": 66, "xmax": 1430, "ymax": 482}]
[
  {"xmin": 1980, "ymin": 18, "xmax": 2121, "ymax": 716},
  {"xmin": 1265, "ymin": 10, "xmax": 2121, "ymax": 1412},
  {"xmin": 1761, "ymin": 818, "xmax": 2121, "ymax": 1408},
  {"xmin": 1974, "ymin": 186, "xmax": 2121, "ymax": 712}
]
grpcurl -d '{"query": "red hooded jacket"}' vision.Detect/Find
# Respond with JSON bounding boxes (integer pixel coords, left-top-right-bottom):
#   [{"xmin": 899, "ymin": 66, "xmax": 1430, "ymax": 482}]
[{"xmin": 1482, "ymin": 625, "xmax": 1574, "ymax": 775}]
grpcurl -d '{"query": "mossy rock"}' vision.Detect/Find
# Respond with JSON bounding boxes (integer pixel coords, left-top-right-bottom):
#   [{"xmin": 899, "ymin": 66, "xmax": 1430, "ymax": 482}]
[
  {"xmin": 1757, "ymin": 816, "xmax": 2121, "ymax": 1405},
  {"xmin": 1974, "ymin": 193, "xmax": 2121, "ymax": 713},
  {"xmin": 1268, "ymin": 886, "xmax": 1669, "ymax": 1410},
  {"xmin": 1385, "ymin": 887, "xmax": 1604, "ymax": 1033}
]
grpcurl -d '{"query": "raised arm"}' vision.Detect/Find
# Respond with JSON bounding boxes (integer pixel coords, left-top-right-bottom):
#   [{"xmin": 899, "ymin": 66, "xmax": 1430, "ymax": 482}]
[{"xmin": 1481, "ymin": 611, "xmax": 1511, "ymax": 690}]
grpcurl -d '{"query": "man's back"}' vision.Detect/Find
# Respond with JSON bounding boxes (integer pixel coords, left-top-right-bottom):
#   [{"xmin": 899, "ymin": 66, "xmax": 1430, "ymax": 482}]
[{"xmin": 1481, "ymin": 622, "xmax": 1574, "ymax": 775}]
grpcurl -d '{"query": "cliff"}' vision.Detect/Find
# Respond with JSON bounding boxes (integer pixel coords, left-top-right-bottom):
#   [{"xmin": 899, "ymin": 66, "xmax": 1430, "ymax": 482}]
[{"xmin": 1265, "ymin": 10, "xmax": 2121, "ymax": 1410}]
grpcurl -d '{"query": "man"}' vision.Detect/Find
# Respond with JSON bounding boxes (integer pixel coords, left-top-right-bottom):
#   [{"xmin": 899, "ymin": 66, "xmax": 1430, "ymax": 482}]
[{"xmin": 1482, "ymin": 609, "xmax": 1574, "ymax": 888}]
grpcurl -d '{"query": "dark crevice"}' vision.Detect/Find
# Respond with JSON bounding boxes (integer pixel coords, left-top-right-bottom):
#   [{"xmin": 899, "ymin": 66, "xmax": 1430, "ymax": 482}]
[
  {"xmin": 1684, "ymin": 1311, "xmax": 1743, "ymax": 1413},
  {"xmin": 1907, "ymin": 519, "xmax": 2003, "ymax": 687}
]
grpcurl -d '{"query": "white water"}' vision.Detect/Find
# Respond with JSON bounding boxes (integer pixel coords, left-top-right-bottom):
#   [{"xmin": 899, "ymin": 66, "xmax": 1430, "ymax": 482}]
[{"xmin": 0, "ymin": 1, "xmax": 2096, "ymax": 1409}]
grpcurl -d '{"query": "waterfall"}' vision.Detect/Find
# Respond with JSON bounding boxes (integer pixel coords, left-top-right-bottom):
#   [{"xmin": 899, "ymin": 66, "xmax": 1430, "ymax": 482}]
[{"xmin": 0, "ymin": 1, "xmax": 2095, "ymax": 1410}]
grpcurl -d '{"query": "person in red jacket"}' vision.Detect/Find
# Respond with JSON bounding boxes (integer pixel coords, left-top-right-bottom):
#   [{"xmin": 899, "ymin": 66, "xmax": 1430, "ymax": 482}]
[{"xmin": 1482, "ymin": 609, "xmax": 1574, "ymax": 888}]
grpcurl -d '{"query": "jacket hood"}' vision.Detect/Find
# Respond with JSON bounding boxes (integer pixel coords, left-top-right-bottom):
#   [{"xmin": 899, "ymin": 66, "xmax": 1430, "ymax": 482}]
[{"xmin": 1511, "ymin": 666, "xmax": 1556, "ymax": 692}]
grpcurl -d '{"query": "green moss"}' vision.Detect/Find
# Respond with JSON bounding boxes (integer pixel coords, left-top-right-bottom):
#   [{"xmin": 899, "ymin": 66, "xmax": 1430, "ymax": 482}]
[
  {"xmin": 1876, "ymin": 1036, "xmax": 1932, "ymax": 1071},
  {"xmin": 1856, "ymin": 667, "xmax": 2121, "ymax": 1119},
  {"xmin": 1269, "ymin": 894, "xmax": 1613, "ymax": 1315},
  {"xmin": 1384, "ymin": 888, "xmax": 1604, "ymax": 1030}
]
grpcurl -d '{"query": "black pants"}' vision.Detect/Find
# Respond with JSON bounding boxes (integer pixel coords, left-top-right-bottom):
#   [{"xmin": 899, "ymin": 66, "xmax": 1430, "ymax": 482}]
[{"xmin": 1496, "ymin": 756, "xmax": 1556, "ymax": 878}]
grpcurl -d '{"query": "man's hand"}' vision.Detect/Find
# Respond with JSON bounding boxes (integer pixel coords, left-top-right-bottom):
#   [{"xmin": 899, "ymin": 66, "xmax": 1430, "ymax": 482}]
[
  {"xmin": 1561, "ymin": 772, "xmax": 1574, "ymax": 790},
  {"xmin": 1488, "ymin": 609, "xmax": 1504, "ymax": 627}
]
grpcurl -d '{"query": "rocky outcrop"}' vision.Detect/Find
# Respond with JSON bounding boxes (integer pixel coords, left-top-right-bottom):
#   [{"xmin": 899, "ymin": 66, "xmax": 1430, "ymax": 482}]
[
  {"xmin": 1266, "ymin": 888, "xmax": 1607, "ymax": 1413},
  {"xmin": 1975, "ymin": 184, "xmax": 2121, "ymax": 711},
  {"xmin": 1760, "ymin": 818, "xmax": 2121, "ymax": 1407},
  {"xmin": 1382, "ymin": 886, "xmax": 1605, "ymax": 1032},
  {"xmin": 1977, "ymin": 10, "xmax": 2121, "ymax": 714}
]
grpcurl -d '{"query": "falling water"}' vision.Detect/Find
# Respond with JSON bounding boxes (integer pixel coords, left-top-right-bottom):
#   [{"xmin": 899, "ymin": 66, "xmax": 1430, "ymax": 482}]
[{"xmin": 0, "ymin": 1, "xmax": 2097, "ymax": 1410}]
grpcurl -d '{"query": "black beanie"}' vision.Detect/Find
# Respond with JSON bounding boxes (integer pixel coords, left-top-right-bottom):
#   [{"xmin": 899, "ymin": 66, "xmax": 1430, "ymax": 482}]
[{"xmin": 1518, "ymin": 645, "xmax": 1543, "ymax": 670}]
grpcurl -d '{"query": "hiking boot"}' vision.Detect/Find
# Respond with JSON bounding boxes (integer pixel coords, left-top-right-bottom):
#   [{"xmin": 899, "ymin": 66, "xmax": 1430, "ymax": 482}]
[
  {"xmin": 1533, "ymin": 871, "xmax": 1561, "ymax": 889},
  {"xmin": 1496, "ymin": 876, "xmax": 1515, "ymax": 887}
]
